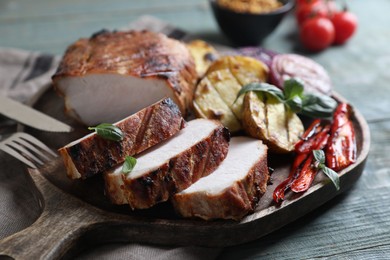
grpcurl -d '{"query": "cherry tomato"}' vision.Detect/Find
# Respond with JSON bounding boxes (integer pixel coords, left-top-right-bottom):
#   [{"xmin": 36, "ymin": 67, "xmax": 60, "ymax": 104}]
[
  {"xmin": 296, "ymin": 2, "xmax": 326, "ymax": 25},
  {"xmin": 296, "ymin": 0, "xmax": 320, "ymax": 7},
  {"xmin": 300, "ymin": 17, "xmax": 335, "ymax": 52},
  {"xmin": 332, "ymin": 11, "xmax": 358, "ymax": 45},
  {"xmin": 324, "ymin": 1, "xmax": 338, "ymax": 18},
  {"xmin": 296, "ymin": 1, "xmax": 337, "ymax": 25}
]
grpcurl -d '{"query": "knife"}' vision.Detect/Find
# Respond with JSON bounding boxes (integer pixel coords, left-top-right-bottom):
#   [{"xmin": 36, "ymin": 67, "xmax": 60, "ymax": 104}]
[{"xmin": 0, "ymin": 95, "xmax": 72, "ymax": 132}]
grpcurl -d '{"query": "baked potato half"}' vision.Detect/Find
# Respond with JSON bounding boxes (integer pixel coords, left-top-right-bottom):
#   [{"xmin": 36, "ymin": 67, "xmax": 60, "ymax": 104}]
[
  {"xmin": 207, "ymin": 55, "xmax": 269, "ymax": 86},
  {"xmin": 193, "ymin": 74, "xmax": 241, "ymax": 132},
  {"xmin": 186, "ymin": 40, "xmax": 219, "ymax": 78},
  {"xmin": 193, "ymin": 56, "xmax": 269, "ymax": 133},
  {"xmin": 242, "ymin": 91, "xmax": 304, "ymax": 153}
]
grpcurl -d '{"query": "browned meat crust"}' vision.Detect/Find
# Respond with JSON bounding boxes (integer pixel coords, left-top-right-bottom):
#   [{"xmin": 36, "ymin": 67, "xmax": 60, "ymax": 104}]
[
  {"xmin": 52, "ymin": 30, "xmax": 197, "ymax": 115},
  {"xmin": 106, "ymin": 123, "xmax": 230, "ymax": 209},
  {"xmin": 172, "ymin": 146, "xmax": 269, "ymax": 221},
  {"xmin": 59, "ymin": 98, "xmax": 185, "ymax": 179}
]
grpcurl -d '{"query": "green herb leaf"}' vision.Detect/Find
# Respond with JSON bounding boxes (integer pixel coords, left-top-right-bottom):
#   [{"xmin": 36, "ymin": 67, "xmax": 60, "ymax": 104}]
[
  {"xmin": 88, "ymin": 123, "xmax": 124, "ymax": 141},
  {"xmin": 235, "ymin": 78, "xmax": 337, "ymax": 119},
  {"xmin": 285, "ymin": 96, "xmax": 303, "ymax": 113},
  {"xmin": 283, "ymin": 78, "xmax": 304, "ymax": 101},
  {"xmin": 313, "ymin": 149, "xmax": 326, "ymax": 164},
  {"xmin": 122, "ymin": 156, "xmax": 137, "ymax": 175},
  {"xmin": 301, "ymin": 93, "xmax": 337, "ymax": 119},
  {"xmin": 235, "ymin": 82, "xmax": 284, "ymax": 104},
  {"xmin": 322, "ymin": 167, "xmax": 340, "ymax": 191},
  {"xmin": 313, "ymin": 150, "xmax": 340, "ymax": 191}
]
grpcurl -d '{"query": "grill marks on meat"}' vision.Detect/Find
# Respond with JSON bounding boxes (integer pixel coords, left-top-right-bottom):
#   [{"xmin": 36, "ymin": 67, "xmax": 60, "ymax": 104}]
[
  {"xmin": 54, "ymin": 30, "xmax": 188, "ymax": 76},
  {"xmin": 104, "ymin": 119, "xmax": 230, "ymax": 209},
  {"xmin": 172, "ymin": 137, "xmax": 269, "ymax": 221},
  {"xmin": 52, "ymin": 30, "xmax": 197, "ymax": 125},
  {"xmin": 59, "ymin": 98, "xmax": 185, "ymax": 179}
]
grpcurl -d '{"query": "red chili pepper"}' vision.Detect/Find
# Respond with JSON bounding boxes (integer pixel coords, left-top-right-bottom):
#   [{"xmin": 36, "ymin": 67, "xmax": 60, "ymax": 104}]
[
  {"xmin": 273, "ymin": 121, "xmax": 330, "ymax": 203},
  {"xmin": 273, "ymin": 103, "xmax": 357, "ymax": 203},
  {"xmin": 273, "ymin": 152, "xmax": 308, "ymax": 203},
  {"xmin": 326, "ymin": 103, "xmax": 357, "ymax": 172},
  {"xmin": 295, "ymin": 119, "xmax": 322, "ymax": 153},
  {"xmin": 290, "ymin": 128, "xmax": 330, "ymax": 193},
  {"xmin": 273, "ymin": 178, "xmax": 294, "ymax": 204},
  {"xmin": 290, "ymin": 154, "xmax": 317, "ymax": 193}
]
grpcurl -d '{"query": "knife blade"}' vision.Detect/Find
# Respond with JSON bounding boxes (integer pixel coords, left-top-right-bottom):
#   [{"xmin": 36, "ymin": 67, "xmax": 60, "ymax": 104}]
[{"xmin": 0, "ymin": 95, "xmax": 72, "ymax": 132}]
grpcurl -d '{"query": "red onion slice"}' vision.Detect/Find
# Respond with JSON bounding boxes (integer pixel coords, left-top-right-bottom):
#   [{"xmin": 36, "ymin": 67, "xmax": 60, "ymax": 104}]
[{"xmin": 270, "ymin": 54, "xmax": 332, "ymax": 95}]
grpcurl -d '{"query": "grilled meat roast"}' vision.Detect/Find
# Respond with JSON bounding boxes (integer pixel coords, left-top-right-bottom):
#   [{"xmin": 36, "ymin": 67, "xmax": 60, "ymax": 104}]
[
  {"xmin": 104, "ymin": 119, "xmax": 230, "ymax": 209},
  {"xmin": 53, "ymin": 30, "xmax": 276, "ymax": 220},
  {"xmin": 52, "ymin": 30, "xmax": 197, "ymax": 125},
  {"xmin": 172, "ymin": 137, "xmax": 269, "ymax": 220},
  {"xmin": 59, "ymin": 98, "xmax": 185, "ymax": 179}
]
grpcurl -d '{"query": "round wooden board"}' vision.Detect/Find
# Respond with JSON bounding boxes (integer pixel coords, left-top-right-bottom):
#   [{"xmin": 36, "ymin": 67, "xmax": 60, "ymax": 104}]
[{"xmin": 0, "ymin": 87, "xmax": 370, "ymax": 259}]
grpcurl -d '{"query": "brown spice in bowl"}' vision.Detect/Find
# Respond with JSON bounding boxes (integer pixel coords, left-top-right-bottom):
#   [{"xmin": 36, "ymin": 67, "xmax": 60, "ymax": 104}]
[{"xmin": 216, "ymin": 0, "xmax": 283, "ymax": 14}]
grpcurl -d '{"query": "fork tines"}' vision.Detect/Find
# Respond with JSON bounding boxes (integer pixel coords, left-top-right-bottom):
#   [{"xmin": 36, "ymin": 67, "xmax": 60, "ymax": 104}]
[{"xmin": 0, "ymin": 133, "xmax": 56, "ymax": 168}]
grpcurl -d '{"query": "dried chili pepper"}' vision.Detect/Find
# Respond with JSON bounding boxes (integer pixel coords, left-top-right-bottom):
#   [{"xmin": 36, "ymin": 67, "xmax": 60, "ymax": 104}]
[
  {"xmin": 273, "ymin": 178, "xmax": 294, "ymax": 203},
  {"xmin": 294, "ymin": 119, "xmax": 322, "ymax": 153},
  {"xmin": 326, "ymin": 103, "xmax": 356, "ymax": 172},
  {"xmin": 273, "ymin": 152, "xmax": 309, "ymax": 203},
  {"xmin": 273, "ymin": 121, "xmax": 329, "ymax": 203},
  {"xmin": 290, "ymin": 128, "xmax": 330, "ymax": 193}
]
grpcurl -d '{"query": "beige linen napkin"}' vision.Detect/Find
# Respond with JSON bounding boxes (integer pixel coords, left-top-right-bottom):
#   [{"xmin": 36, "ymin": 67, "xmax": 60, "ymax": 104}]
[
  {"xmin": 0, "ymin": 47, "xmax": 59, "ymax": 239},
  {"xmin": 0, "ymin": 16, "xmax": 222, "ymax": 260}
]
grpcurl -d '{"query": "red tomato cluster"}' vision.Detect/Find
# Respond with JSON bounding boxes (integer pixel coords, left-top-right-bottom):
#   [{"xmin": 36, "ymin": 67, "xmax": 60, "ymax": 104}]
[{"xmin": 296, "ymin": 0, "xmax": 358, "ymax": 52}]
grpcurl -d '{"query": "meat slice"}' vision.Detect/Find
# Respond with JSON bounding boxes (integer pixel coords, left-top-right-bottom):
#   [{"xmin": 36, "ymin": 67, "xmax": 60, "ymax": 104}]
[
  {"xmin": 172, "ymin": 137, "xmax": 269, "ymax": 221},
  {"xmin": 52, "ymin": 30, "xmax": 197, "ymax": 125},
  {"xmin": 104, "ymin": 119, "xmax": 230, "ymax": 209},
  {"xmin": 59, "ymin": 98, "xmax": 185, "ymax": 179}
]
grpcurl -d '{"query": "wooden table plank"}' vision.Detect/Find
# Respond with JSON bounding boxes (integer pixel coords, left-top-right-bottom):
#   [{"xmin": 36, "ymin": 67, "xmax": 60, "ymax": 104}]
[
  {"xmin": 0, "ymin": 2, "xmax": 215, "ymax": 54},
  {"xmin": 0, "ymin": 0, "xmax": 207, "ymax": 19}
]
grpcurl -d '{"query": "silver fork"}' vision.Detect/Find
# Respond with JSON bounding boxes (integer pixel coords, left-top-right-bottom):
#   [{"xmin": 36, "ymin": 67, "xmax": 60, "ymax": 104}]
[{"xmin": 0, "ymin": 132, "xmax": 57, "ymax": 168}]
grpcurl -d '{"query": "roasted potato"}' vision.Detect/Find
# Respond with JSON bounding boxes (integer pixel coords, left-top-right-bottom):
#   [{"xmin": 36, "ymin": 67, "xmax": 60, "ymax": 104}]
[
  {"xmin": 207, "ymin": 55, "xmax": 269, "ymax": 85},
  {"xmin": 207, "ymin": 69, "xmax": 244, "ymax": 120},
  {"xmin": 186, "ymin": 40, "xmax": 219, "ymax": 78},
  {"xmin": 193, "ymin": 72, "xmax": 242, "ymax": 132},
  {"xmin": 193, "ymin": 56, "xmax": 269, "ymax": 133},
  {"xmin": 242, "ymin": 91, "xmax": 304, "ymax": 153}
]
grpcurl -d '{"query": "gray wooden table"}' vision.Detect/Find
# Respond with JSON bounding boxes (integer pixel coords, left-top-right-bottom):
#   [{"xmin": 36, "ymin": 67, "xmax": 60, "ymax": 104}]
[{"xmin": 1, "ymin": 0, "xmax": 389, "ymax": 258}]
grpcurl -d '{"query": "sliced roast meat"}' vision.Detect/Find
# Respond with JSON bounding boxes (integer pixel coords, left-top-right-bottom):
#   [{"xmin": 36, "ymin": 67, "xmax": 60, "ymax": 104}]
[
  {"xmin": 52, "ymin": 30, "xmax": 197, "ymax": 125},
  {"xmin": 104, "ymin": 119, "xmax": 230, "ymax": 209},
  {"xmin": 59, "ymin": 98, "xmax": 185, "ymax": 179},
  {"xmin": 172, "ymin": 137, "xmax": 269, "ymax": 221}
]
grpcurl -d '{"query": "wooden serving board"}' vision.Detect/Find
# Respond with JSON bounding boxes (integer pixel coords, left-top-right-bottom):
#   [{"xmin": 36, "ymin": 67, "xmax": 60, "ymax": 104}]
[{"xmin": 0, "ymin": 88, "xmax": 370, "ymax": 259}]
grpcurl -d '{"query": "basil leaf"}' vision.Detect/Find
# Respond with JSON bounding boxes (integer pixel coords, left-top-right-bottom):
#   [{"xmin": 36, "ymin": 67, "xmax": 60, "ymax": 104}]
[
  {"xmin": 313, "ymin": 150, "xmax": 340, "ymax": 191},
  {"xmin": 235, "ymin": 79, "xmax": 337, "ymax": 119},
  {"xmin": 285, "ymin": 96, "xmax": 303, "ymax": 113},
  {"xmin": 301, "ymin": 93, "xmax": 337, "ymax": 119},
  {"xmin": 283, "ymin": 78, "xmax": 304, "ymax": 101},
  {"xmin": 122, "ymin": 156, "xmax": 137, "ymax": 175},
  {"xmin": 235, "ymin": 82, "xmax": 284, "ymax": 103},
  {"xmin": 322, "ymin": 167, "xmax": 340, "ymax": 191},
  {"xmin": 313, "ymin": 150, "xmax": 325, "ymax": 164},
  {"xmin": 88, "ymin": 123, "xmax": 124, "ymax": 141}
]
